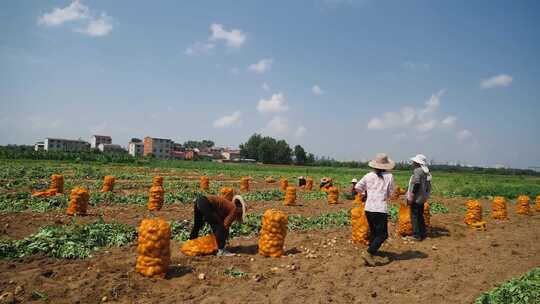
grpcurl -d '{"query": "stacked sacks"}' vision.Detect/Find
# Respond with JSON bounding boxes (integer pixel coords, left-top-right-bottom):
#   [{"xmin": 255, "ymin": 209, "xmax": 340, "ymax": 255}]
[
  {"xmin": 397, "ymin": 202, "xmax": 413, "ymax": 236},
  {"xmin": 327, "ymin": 187, "xmax": 339, "ymax": 204},
  {"xmin": 135, "ymin": 218, "xmax": 171, "ymax": 278},
  {"xmin": 279, "ymin": 178, "xmax": 288, "ymax": 192},
  {"xmin": 101, "ymin": 175, "xmax": 115, "ymax": 192},
  {"xmin": 491, "ymin": 196, "xmax": 508, "ymax": 220},
  {"xmin": 180, "ymin": 235, "xmax": 218, "ymax": 256},
  {"xmin": 152, "ymin": 176, "xmax": 164, "ymax": 188},
  {"xmin": 258, "ymin": 209, "xmax": 288, "ymax": 258},
  {"xmin": 423, "ymin": 202, "xmax": 431, "ymax": 231},
  {"xmin": 464, "ymin": 199, "xmax": 484, "ymax": 227},
  {"xmin": 516, "ymin": 195, "xmax": 531, "ymax": 215},
  {"xmin": 284, "ymin": 186, "xmax": 296, "ymax": 206},
  {"xmin": 51, "ymin": 174, "xmax": 64, "ymax": 194},
  {"xmin": 351, "ymin": 203, "xmax": 369, "ymax": 245},
  {"xmin": 200, "ymin": 176, "xmax": 210, "ymax": 191},
  {"xmin": 536, "ymin": 195, "xmax": 540, "ymax": 212},
  {"xmin": 147, "ymin": 186, "xmax": 164, "ymax": 211},
  {"xmin": 220, "ymin": 187, "xmax": 235, "ymax": 201},
  {"xmin": 240, "ymin": 177, "xmax": 250, "ymax": 192},
  {"xmin": 66, "ymin": 187, "xmax": 89, "ymax": 216},
  {"xmin": 305, "ymin": 177, "xmax": 313, "ymax": 191}
]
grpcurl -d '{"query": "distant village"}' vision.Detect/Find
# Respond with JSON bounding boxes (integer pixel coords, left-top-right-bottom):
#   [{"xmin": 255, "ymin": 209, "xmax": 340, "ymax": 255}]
[{"xmin": 33, "ymin": 135, "xmax": 246, "ymax": 162}]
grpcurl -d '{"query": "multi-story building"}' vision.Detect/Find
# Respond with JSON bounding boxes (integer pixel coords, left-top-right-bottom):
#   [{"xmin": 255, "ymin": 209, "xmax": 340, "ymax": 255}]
[
  {"xmin": 222, "ymin": 149, "xmax": 241, "ymax": 161},
  {"xmin": 128, "ymin": 141, "xmax": 144, "ymax": 157},
  {"xmin": 34, "ymin": 141, "xmax": 45, "ymax": 151},
  {"xmin": 91, "ymin": 135, "xmax": 112, "ymax": 149},
  {"xmin": 143, "ymin": 137, "xmax": 173, "ymax": 159},
  {"xmin": 98, "ymin": 144, "xmax": 125, "ymax": 153},
  {"xmin": 44, "ymin": 138, "xmax": 90, "ymax": 152}
]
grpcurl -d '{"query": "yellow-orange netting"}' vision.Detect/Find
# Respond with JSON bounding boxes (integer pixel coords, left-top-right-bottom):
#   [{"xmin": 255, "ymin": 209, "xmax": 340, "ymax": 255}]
[
  {"xmin": 258, "ymin": 209, "xmax": 288, "ymax": 258},
  {"xmin": 220, "ymin": 187, "xmax": 235, "ymax": 201},
  {"xmin": 180, "ymin": 235, "xmax": 218, "ymax": 257},
  {"xmin": 516, "ymin": 195, "xmax": 531, "ymax": 215},
  {"xmin": 136, "ymin": 218, "xmax": 171, "ymax": 278},
  {"xmin": 284, "ymin": 186, "xmax": 296, "ymax": 206},
  {"xmin": 491, "ymin": 196, "xmax": 508, "ymax": 220},
  {"xmin": 101, "ymin": 175, "xmax": 115, "ymax": 192},
  {"xmin": 147, "ymin": 186, "xmax": 164, "ymax": 211},
  {"xmin": 351, "ymin": 203, "xmax": 369, "ymax": 245},
  {"xmin": 66, "ymin": 187, "xmax": 89, "ymax": 216}
]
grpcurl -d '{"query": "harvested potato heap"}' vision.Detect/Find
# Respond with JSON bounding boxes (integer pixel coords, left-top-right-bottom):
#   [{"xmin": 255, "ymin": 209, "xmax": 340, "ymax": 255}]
[
  {"xmin": 265, "ymin": 176, "xmax": 276, "ymax": 183},
  {"xmin": 305, "ymin": 177, "xmax": 313, "ymax": 191},
  {"xmin": 101, "ymin": 175, "xmax": 115, "ymax": 192},
  {"xmin": 152, "ymin": 176, "xmax": 164, "ymax": 188},
  {"xmin": 423, "ymin": 202, "xmax": 431, "ymax": 230},
  {"xmin": 258, "ymin": 209, "xmax": 288, "ymax": 258},
  {"xmin": 536, "ymin": 195, "xmax": 540, "ymax": 212},
  {"xmin": 279, "ymin": 178, "xmax": 288, "ymax": 192},
  {"xmin": 240, "ymin": 177, "xmax": 250, "ymax": 192},
  {"xmin": 397, "ymin": 202, "xmax": 413, "ymax": 236},
  {"xmin": 516, "ymin": 195, "xmax": 531, "ymax": 215},
  {"xmin": 147, "ymin": 186, "xmax": 164, "ymax": 211},
  {"xmin": 351, "ymin": 203, "xmax": 369, "ymax": 245},
  {"xmin": 284, "ymin": 186, "xmax": 296, "ymax": 206},
  {"xmin": 327, "ymin": 187, "xmax": 339, "ymax": 204},
  {"xmin": 136, "ymin": 218, "xmax": 171, "ymax": 278},
  {"xmin": 66, "ymin": 187, "xmax": 89, "ymax": 216},
  {"xmin": 51, "ymin": 174, "xmax": 64, "ymax": 194},
  {"xmin": 200, "ymin": 176, "xmax": 210, "ymax": 191},
  {"xmin": 464, "ymin": 199, "xmax": 483, "ymax": 227},
  {"xmin": 180, "ymin": 235, "xmax": 218, "ymax": 256},
  {"xmin": 220, "ymin": 187, "xmax": 235, "ymax": 201},
  {"xmin": 491, "ymin": 196, "xmax": 508, "ymax": 220}
]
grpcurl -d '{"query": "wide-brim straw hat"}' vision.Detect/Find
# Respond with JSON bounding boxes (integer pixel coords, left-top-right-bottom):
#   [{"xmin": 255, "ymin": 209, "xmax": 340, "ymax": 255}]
[
  {"xmin": 368, "ymin": 153, "xmax": 395, "ymax": 170},
  {"xmin": 351, "ymin": 178, "xmax": 358, "ymax": 183},
  {"xmin": 410, "ymin": 154, "xmax": 429, "ymax": 173},
  {"xmin": 233, "ymin": 195, "xmax": 246, "ymax": 221}
]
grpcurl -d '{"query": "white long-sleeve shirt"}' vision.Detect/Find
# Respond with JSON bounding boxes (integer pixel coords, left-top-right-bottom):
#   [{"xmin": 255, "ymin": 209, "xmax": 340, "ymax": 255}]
[{"xmin": 354, "ymin": 171, "xmax": 395, "ymax": 213}]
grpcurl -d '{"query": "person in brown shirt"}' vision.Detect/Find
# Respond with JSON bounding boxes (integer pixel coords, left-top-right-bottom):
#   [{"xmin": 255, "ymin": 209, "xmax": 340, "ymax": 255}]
[{"xmin": 189, "ymin": 194, "xmax": 246, "ymax": 256}]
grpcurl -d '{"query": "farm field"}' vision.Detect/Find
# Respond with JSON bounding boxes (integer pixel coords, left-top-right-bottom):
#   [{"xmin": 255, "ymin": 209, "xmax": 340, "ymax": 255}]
[{"xmin": 1, "ymin": 159, "xmax": 540, "ymax": 304}]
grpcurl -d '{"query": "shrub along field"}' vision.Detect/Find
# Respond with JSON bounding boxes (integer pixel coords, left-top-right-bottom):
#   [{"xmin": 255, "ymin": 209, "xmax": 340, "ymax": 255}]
[{"xmin": 0, "ymin": 159, "xmax": 539, "ymax": 304}]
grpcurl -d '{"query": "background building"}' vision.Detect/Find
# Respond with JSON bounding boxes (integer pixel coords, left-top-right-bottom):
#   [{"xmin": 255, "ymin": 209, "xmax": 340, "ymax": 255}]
[
  {"xmin": 128, "ymin": 140, "xmax": 144, "ymax": 157},
  {"xmin": 34, "ymin": 141, "xmax": 44, "ymax": 151},
  {"xmin": 143, "ymin": 137, "xmax": 173, "ymax": 159},
  {"xmin": 98, "ymin": 143, "xmax": 125, "ymax": 153},
  {"xmin": 44, "ymin": 138, "xmax": 90, "ymax": 152},
  {"xmin": 91, "ymin": 135, "xmax": 112, "ymax": 149},
  {"xmin": 222, "ymin": 149, "xmax": 241, "ymax": 161}
]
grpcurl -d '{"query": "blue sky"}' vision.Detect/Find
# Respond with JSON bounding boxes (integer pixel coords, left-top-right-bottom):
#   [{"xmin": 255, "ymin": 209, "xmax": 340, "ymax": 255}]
[{"xmin": 1, "ymin": 0, "xmax": 539, "ymax": 168}]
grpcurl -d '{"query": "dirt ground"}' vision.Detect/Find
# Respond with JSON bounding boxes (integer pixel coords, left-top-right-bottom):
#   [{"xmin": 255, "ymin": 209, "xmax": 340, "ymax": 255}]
[{"xmin": 1, "ymin": 198, "xmax": 540, "ymax": 304}]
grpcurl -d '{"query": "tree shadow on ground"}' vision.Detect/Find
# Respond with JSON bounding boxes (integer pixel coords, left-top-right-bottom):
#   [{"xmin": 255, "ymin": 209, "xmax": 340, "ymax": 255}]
[{"xmin": 167, "ymin": 265, "xmax": 193, "ymax": 279}]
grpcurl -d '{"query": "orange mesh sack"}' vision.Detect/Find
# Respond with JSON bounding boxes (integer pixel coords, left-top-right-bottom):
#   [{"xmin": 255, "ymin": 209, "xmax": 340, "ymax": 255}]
[
  {"xmin": 327, "ymin": 187, "xmax": 339, "ymax": 204},
  {"xmin": 66, "ymin": 187, "xmax": 89, "ymax": 216},
  {"xmin": 353, "ymin": 193, "xmax": 365, "ymax": 206},
  {"xmin": 464, "ymin": 199, "xmax": 482, "ymax": 226},
  {"xmin": 180, "ymin": 235, "xmax": 218, "ymax": 257},
  {"xmin": 536, "ymin": 195, "xmax": 540, "ymax": 212},
  {"xmin": 423, "ymin": 202, "xmax": 431, "ymax": 230},
  {"xmin": 220, "ymin": 187, "xmax": 235, "ymax": 201},
  {"xmin": 152, "ymin": 176, "xmax": 163, "ymax": 188},
  {"xmin": 258, "ymin": 209, "xmax": 288, "ymax": 258},
  {"xmin": 351, "ymin": 204, "xmax": 369, "ymax": 245},
  {"xmin": 101, "ymin": 175, "xmax": 115, "ymax": 192},
  {"xmin": 240, "ymin": 177, "xmax": 250, "ymax": 192},
  {"xmin": 491, "ymin": 196, "xmax": 508, "ymax": 220},
  {"xmin": 284, "ymin": 186, "xmax": 296, "ymax": 206},
  {"xmin": 397, "ymin": 202, "xmax": 413, "ymax": 236},
  {"xmin": 516, "ymin": 195, "xmax": 531, "ymax": 215},
  {"xmin": 51, "ymin": 174, "xmax": 64, "ymax": 194},
  {"xmin": 279, "ymin": 178, "xmax": 288, "ymax": 192},
  {"xmin": 305, "ymin": 177, "xmax": 313, "ymax": 191},
  {"xmin": 147, "ymin": 186, "xmax": 164, "ymax": 211},
  {"xmin": 200, "ymin": 176, "xmax": 210, "ymax": 191},
  {"xmin": 136, "ymin": 218, "xmax": 171, "ymax": 278},
  {"xmin": 32, "ymin": 189, "xmax": 57, "ymax": 197}
]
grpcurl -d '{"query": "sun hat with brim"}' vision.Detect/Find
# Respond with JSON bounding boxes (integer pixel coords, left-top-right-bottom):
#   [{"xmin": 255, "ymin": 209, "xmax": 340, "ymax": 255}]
[
  {"xmin": 351, "ymin": 178, "xmax": 358, "ymax": 183},
  {"xmin": 233, "ymin": 195, "xmax": 246, "ymax": 221},
  {"xmin": 410, "ymin": 154, "xmax": 429, "ymax": 173},
  {"xmin": 368, "ymin": 153, "xmax": 395, "ymax": 170}
]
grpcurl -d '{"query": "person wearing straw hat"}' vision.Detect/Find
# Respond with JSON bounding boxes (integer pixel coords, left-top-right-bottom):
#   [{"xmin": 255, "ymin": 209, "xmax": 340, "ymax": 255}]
[
  {"xmin": 354, "ymin": 153, "xmax": 395, "ymax": 266},
  {"xmin": 406, "ymin": 154, "xmax": 433, "ymax": 241},
  {"xmin": 350, "ymin": 178, "xmax": 359, "ymax": 196},
  {"xmin": 189, "ymin": 194, "xmax": 247, "ymax": 256}
]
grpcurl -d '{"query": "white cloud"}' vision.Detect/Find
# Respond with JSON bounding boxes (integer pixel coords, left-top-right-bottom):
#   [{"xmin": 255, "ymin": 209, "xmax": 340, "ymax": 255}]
[
  {"xmin": 210, "ymin": 23, "xmax": 246, "ymax": 48},
  {"xmin": 416, "ymin": 120, "xmax": 438, "ymax": 132},
  {"xmin": 38, "ymin": 0, "xmax": 89, "ymax": 26},
  {"xmin": 480, "ymin": 74, "xmax": 513, "ymax": 89},
  {"xmin": 257, "ymin": 93, "xmax": 289, "ymax": 114},
  {"xmin": 457, "ymin": 129, "xmax": 473, "ymax": 140},
  {"xmin": 367, "ymin": 106, "xmax": 415, "ymax": 130},
  {"xmin": 248, "ymin": 59, "xmax": 273, "ymax": 74},
  {"xmin": 185, "ymin": 42, "xmax": 215, "ymax": 56},
  {"xmin": 213, "ymin": 111, "xmax": 242, "ymax": 128},
  {"xmin": 295, "ymin": 126, "xmax": 307, "ymax": 137},
  {"xmin": 312, "ymin": 85, "xmax": 324, "ymax": 95},
  {"xmin": 441, "ymin": 116, "xmax": 457, "ymax": 128},
  {"xmin": 262, "ymin": 82, "xmax": 270, "ymax": 91},
  {"xmin": 263, "ymin": 116, "xmax": 288, "ymax": 134},
  {"xmin": 74, "ymin": 13, "xmax": 113, "ymax": 37}
]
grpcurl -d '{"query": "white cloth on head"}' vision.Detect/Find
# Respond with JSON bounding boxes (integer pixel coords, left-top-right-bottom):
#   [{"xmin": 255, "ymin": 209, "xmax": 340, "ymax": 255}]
[{"xmin": 354, "ymin": 172, "xmax": 395, "ymax": 213}]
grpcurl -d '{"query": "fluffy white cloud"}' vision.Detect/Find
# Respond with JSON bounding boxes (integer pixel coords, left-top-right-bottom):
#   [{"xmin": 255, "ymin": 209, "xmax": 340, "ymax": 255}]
[
  {"xmin": 457, "ymin": 129, "xmax": 473, "ymax": 140},
  {"xmin": 38, "ymin": 0, "xmax": 89, "ymax": 26},
  {"xmin": 74, "ymin": 13, "xmax": 113, "ymax": 37},
  {"xmin": 480, "ymin": 74, "xmax": 513, "ymax": 89},
  {"xmin": 262, "ymin": 82, "xmax": 270, "ymax": 91},
  {"xmin": 263, "ymin": 116, "xmax": 288, "ymax": 134},
  {"xmin": 249, "ymin": 59, "xmax": 273, "ymax": 74},
  {"xmin": 185, "ymin": 42, "xmax": 215, "ymax": 56},
  {"xmin": 367, "ymin": 106, "xmax": 415, "ymax": 130},
  {"xmin": 312, "ymin": 85, "xmax": 324, "ymax": 95},
  {"xmin": 441, "ymin": 116, "xmax": 457, "ymax": 128},
  {"xmin": 210, "ymin": 23, "xmax": 246, "ymax": 48},
  {"xmin": 295, "ymin": 126, "xmax": 307, "ymax": 137},
  {"xmin": 257, "ymin": 93, "xmax": 289, "ymax": 114},
  {"xmin": 213, "ymin": 111, "xmax": 242, "ymax": 128}
]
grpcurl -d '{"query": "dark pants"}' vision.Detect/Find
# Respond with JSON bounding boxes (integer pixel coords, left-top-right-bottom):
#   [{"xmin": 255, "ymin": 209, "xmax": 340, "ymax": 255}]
[
  {"xmin": 189, "ymin": 196, "xmax": 227, "ymax": 249},
  {"xmin": 410, "ymin": 203, "xmax": 426, "ymax": 239},
  {"xmin": 365, "ymin": 211, "xmax": 388, "ymax": 255}
]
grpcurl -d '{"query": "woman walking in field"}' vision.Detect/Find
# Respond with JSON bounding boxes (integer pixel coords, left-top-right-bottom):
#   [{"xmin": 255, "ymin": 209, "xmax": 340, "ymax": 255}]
[
  {"xmin": 354, "ymin": 153, "xmax": 395, "ymax": 266},
  {"xmin": 406, "ymin": 154, "xmax": 432, "ymax": 241}
]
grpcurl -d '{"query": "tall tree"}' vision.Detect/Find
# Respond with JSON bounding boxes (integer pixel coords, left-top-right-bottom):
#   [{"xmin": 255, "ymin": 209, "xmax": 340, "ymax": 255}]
[
  {"xmin": 239, "ymin": 133, "xmax": 263, "ymax": 160},
  {"xmin": 294, "ymin": 145, "xmax": 307, "ymax": 165}
]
